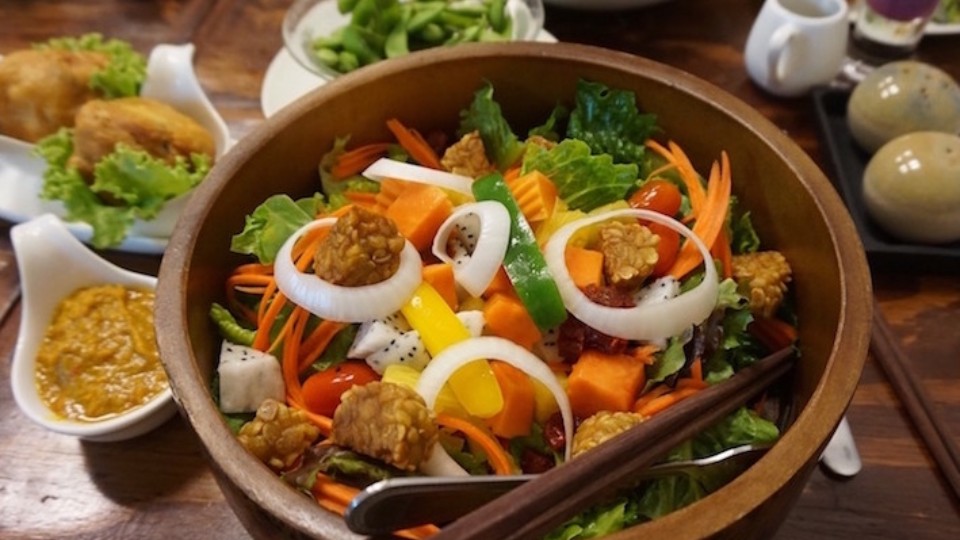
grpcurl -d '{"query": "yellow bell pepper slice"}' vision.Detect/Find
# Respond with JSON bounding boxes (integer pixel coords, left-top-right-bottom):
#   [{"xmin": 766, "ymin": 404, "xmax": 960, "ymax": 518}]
[{"xmin": 401, "ymin": 281, "xmax": 504, "ymax": 418}]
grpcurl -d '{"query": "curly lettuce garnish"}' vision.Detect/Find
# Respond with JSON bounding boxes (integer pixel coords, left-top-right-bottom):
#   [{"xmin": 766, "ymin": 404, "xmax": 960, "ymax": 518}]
[
  {"xmin": 458, "ymin": 82, "xmax": 525, "ymax": 170},
  {"xmin": 36, "ymin": 128, "xmax": 209, "ymax": 248},
  {"xmin": 35, "ymin": 33, "xmax": 147, "ymax": 99},
  {"xmin": 567, "ymin": 80, "xmax": 658, "ymax": 166}
]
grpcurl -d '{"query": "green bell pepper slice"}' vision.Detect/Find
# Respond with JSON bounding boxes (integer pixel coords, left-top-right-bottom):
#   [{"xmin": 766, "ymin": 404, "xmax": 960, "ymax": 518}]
[{"xmin": 472, "ymin": 173, "xmax": 567, "ymax": 331}]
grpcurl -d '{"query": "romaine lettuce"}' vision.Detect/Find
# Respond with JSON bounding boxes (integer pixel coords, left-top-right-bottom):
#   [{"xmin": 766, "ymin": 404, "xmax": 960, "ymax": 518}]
[
  {"xmin": 522, "ymin": 139, "xmax": 638, "ymax": 212},
  {"xmin": 230, "ymin": 193, "xmax": 328, "ymax": 264}
]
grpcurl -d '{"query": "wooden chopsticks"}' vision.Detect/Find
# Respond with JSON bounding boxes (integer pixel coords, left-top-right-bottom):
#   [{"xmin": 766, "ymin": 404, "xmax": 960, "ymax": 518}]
[
  {"xmin": 433, "ymin": 346, "xmax": 797, "ymax": 540},
  {"xmin": 870, "ymin": 302, "xmax": 960, "ymax": 503}
]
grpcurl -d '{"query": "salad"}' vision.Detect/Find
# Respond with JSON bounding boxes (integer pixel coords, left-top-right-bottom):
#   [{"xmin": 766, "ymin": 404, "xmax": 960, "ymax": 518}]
[{"xmin": 210, "ymin": 79, "xmax": 798, "ymax": 538}]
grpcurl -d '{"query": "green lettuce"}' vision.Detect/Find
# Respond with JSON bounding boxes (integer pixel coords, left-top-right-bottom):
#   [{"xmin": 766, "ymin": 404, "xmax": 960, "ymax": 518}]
[
  {"xmin": 458, "ymin": 82, "xmax": 525, "ymax": 169},
  {"xmin": 36, "ymin": 33, "xmax": 146, "ymax": 98},
  {"xmin": 230, "ymin": 193, "xmax": 328, "ymax": 264},
  {"xmin": 521, "ymin": 139, "xmax": 638, "ymax": 211},
  {"xmin": 36, "ymin": 129, "xmax": 210, "ymax": 248},
  {"xmin": 729, "ymin": 197, "xmax": 761, "ymax": 254},
  {"xmin": 546, "ymin": 407, "xmax": 780, "ymax": 539},
  {"xmin": 528, "ymin": 104, "xmax": 569, "ymax": 142},
  {"xmin": 567, "ymin": 80, "xmax": 658, "ymax": 166},
  {"xmin": 312, "ymin": 324, "xmax": 360, "ymax": 372}
]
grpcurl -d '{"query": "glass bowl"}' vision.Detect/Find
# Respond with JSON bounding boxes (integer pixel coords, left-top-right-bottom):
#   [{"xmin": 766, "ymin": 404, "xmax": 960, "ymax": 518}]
[{"xmin": 282, "ymin": 0, "xmax": 545, "ymax": 79}]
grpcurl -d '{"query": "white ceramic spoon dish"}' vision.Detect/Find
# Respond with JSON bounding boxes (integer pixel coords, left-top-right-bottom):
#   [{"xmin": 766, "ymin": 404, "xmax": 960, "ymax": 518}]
[
  {"xmin": 9, "ymin": 214, "xmax": 176, "ymax": 442},
  {"xmin": 0, "ymin": 43, "xmax": 232, "ymax": 254}
]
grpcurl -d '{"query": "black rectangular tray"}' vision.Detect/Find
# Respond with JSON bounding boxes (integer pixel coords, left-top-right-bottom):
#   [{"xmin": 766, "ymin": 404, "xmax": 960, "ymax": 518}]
[{"xmin": 811, "ymin": 88, "xmax": 960, "ymax": 271}]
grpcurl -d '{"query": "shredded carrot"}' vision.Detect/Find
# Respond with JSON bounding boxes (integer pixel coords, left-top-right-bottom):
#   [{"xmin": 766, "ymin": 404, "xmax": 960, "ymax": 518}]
[
  {"xmin": 712, "ymin": 227, "xmax": 733, "ymax": 279},
  {"xmin": 749, "ymin": 317, "xmax": 798, "ymax": 352},
  {"xmin": 298, "ymin": 320, "xmax": 348, "ymax": 372},
  {"xmin": 312, "ymin": 474, "xmax": 438, "ymax": 538},
  {"xmin": 645, "ymin": 160, "xmax": 679, "ymax": 181},
  {"xmin": 676, "ymin": 378, "xmax": 709, "ymax": 390},
  {"xmin": 690, "ymin": 357, "xmax": 703, "ymax": 382},
  {"xmin": 435, "ymin": 413, "xmax": 515, "ymax": 476},
  {"xmin": 281, "ymin": 308, "xmax": 309, "ymax": 405},
  {"xmin": 332, "ymin": 142, "xmax": 392, "ymax": 179},
  {"xmin": 646, "ymin": 139, "xmax": 707, "ymax": 217},
  {"xmin": 234, "ymin": 262, "xmax": 274, "ymax": 275},
  {"xmin": 635, "ymin": 387, "xmax": 702, "ymax": 417},
  {"xmin": 344, "ymin": 190, "xmax": 380, "ymax": 211},
  {"xmin": 631, "ymin": 344, "xmax": 659, "ymax": 365},
  {"xmin": 503, "ymin": 165, "xmax": 522, "ymax": 184},
  {"xmin": 668, "ymin": 150, "xmax": 732, "ymax": 279},
  {"xmin": 632, "ymin": 384, "xmax": 672, "ymax": 412},
  {"xmin": 386, "ymin": 118, "xmax": 443, "ymax": 169}
]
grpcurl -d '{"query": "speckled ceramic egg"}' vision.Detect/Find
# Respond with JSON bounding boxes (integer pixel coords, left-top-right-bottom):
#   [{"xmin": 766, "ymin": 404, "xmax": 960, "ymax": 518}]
[
  {"xmin": 847, "ymin": 61, "xmax": 960, "ymax": 154},
  {"xmin": 863, "ymin": 131, "xmax": 960, "ymax": 244}
]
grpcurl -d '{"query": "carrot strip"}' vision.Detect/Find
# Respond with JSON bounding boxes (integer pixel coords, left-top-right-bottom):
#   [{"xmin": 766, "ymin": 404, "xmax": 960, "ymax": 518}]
[
  {"xmin": 298, "ymin": 320, "xmax": 347, "ymax": 372},
  {"xmin": 315, "ymin": 496, "xmax": 348, "ymax": 516},
  {"xmin": 344, "ymin": 190, "xmax": 380, "ymax": 211},
  {"xmin": 233, "ymin": 262, "xmax": 274, "ymax": 275},
  {"xmin": 632, "ymin": 384, "xmax": 672, "ymax": 412},
  {"xmin": 281, "ymin": 308, "xmax": 309, "ymax": 405},
  {"xmin": 667, "ymin": 140, "xmax": 708, "ymax": 215},
  {"xmin": 435, "ymin": 413, "xmax": 515, "ymax": 476},
  {"xmin": 395, "ymin": 525, "xmax": 441, "ymax": 540},
  {"xmin": 690, "ymin": 357, "xmax": 703, "ymax": 382},
  {"xmin": 227, "ymin": 273, "xmax": 274, "ymax": 288},
  {"xmin": 636, "ymin": 387, "xmax": 702, "ymax": 417},
  {"xmin": 712, "ymin": 227, "xmax": 733, "ymax": 279},
  {"xmin": 503, "ymin": 165, "xmax": 522, "ymax": 185},
  {"xmin": 676, "ymin": 378, "xmax": 709, "ymax": 390},
  {"xmin": 332, "ymin": 142, "xmax": 392, "ymax": 179},
  {"xmin": 645, "ymin": 161, "xmax": 679, "ymax": 181},
  {"xmin": 387, "ymin": 118, "xmax": 443, "ymax": 170},
  {"xmin": 749, "ymin": 317, "xmax": 798, "ymax": 351},
  {"xmin": 314, "ymin": 473, "xmax": 360, "ymax": 504},
  {"xmin": 668, "ymin": 150, "xmax": 732, "ymax": 279}
]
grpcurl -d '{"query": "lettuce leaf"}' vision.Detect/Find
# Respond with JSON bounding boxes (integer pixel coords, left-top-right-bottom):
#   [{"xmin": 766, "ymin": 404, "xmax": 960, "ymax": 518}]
[
  {"xmin": 729, "ymin": 197, "xmax": 761, "ymax": 254},
  {"xmin": 567, "ymin": 80, "xmax": 658, "ymax": 166},
  {"xmin": 521, "ymin": 139, "xmax": 638, "ymax": 212},
  {"xmin": 36, "ymin": 129, "xmax": 209, "ymax": 248},
  {"xmin": 458, "ymin": 82, "xmax": 525, "ymax": 169},
  {"xmin": 36, "ymin": 33, "xmax": 146, "ymax": 98},
  {"xmin": 528, "ymin": 104, "xmax": 569, "ymax": 142},
  {"xmin": 230, "ymin": 193, "xmax": 328, "ymax": 264}
]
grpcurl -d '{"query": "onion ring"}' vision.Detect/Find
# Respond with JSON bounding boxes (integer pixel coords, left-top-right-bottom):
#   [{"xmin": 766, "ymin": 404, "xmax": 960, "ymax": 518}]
[
  {"xmin": 274, "ymin": 218, "xmax": 423, "ymax": 322},
  {"xmin": 544, "ymin": 209, "xmax": 719, "ymax": 341}
]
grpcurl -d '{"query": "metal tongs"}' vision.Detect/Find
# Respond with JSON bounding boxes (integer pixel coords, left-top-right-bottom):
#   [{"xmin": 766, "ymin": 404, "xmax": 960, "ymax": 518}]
[
  {"xmin": 346, "ymin": 443, "xmax": 773, "ymax": 534},
  {"xmin": 345, "ymin": 346, "xmax": 798, "ymax": 538}
]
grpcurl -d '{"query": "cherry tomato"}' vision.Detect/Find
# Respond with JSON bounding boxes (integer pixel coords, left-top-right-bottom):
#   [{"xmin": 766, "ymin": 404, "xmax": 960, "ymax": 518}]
[
  {"xmin": 629, "ymin": 179, "xmax": 683, "ymax": 217},
  {"xmin": 301, "ymin": 361, "xmax": 379, "ymax": 417},
  {"xmin": 647, "ymin": 222, "xmax": 681, "ymax": 277}
]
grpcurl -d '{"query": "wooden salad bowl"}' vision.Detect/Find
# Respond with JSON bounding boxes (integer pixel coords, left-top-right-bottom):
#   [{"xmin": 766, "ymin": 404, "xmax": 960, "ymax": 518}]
[{"xmin": 156, "ymin": 42, "xmax": 873, "ymax": 539}]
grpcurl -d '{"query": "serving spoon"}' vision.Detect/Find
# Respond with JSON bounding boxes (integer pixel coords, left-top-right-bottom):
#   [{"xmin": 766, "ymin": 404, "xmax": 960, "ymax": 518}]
[{"xmin": 346, "ymin": 443, "xmax": 773, "ymax": 534}]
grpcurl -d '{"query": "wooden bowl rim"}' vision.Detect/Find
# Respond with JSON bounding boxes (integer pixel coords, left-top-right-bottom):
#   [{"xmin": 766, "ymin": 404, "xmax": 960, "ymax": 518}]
[{"xmin": 157, "ymin": 41, "xmax": 873, "ymax": 539}]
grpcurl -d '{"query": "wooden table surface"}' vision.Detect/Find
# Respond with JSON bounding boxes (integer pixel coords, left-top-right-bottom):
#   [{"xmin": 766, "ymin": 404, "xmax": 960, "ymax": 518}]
[{"xmin": 1, "ymin": 0, "xmax": 958, "ymax": 538}]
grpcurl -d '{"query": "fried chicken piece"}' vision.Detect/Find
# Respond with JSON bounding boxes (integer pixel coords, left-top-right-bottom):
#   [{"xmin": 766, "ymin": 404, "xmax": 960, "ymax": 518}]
[
  {"xmin": 0, "ymin": 49, "xmax": 110, "ymax": 142},
  {"xmin": 68, "ymin": 96, "xmax": 215, "ymax": 177}
]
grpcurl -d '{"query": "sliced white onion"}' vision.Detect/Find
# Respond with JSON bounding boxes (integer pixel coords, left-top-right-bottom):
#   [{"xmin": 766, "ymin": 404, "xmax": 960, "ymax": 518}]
[
  {"xmin": 274, "ymin": 218, "xmax": 423, "ymax": 323},
  {"xmin": 362, "ymin": 157, "xmax": 475, "ymax": 196},
  {"xmin": 543, "ymin": 209, "xmax": 719, "ymax": 341},
  {"xmin": 416, "ymin": 337, "xmax": 574, "ymax": 475},
  {"xmin": 431, "ymin": 201, "xmax": 510, "ymax": 298}
]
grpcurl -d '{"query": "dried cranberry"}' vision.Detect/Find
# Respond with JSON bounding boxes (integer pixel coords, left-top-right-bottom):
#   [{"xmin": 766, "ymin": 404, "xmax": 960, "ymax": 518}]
[
  {"xmin": 544, "ymin": 412, "xmax": 567, "ymax": 453},
  {"xmin": 583, "ymin": 284, "xmax": 636, "ymax": 308},
  {"xmin": 520, "ymin": 449, "xmax": 555, "ymax": 474}
]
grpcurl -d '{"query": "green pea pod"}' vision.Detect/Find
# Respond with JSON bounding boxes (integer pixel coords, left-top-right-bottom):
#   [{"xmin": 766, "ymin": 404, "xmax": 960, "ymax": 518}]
[
  {"xmin": 313, "ymin": 47, "xmax": 340, "ymax": 68},
  {"xmin": 438, "ymin": 10, "xmax": 478, "ymax": 29},
  {"xmin": 416, "ymin": 22, "xmax": 446, "ymax": 44},
  {"xmin": 338, "ymin": 50, "xmax": 360, "ymax": 72},
  {"xmin": 342, "ymin": 25, "xmax": 382, "ymax": 66},
  {"xmin": 311, "ymin": 27, "xmax": 345, "ymax": 50},
  {"xmin": 407, "ymin": 2, "xmax": 445, "ymax": 32},
  {"xmin": 384, "ymin": 15, "xmax": 410, "ymax": 58},
  {"xmin": 446, "ymin": 24, "xmax": 483, "ymax": 45},
  {"xmin": 488, "ymin": 0, "xmax": 507, "ymax": 32},
  {"xmin": 472, "ymin": 173, "xmax": 568, "ymax": 330},
  {"xmin": 350, "ymin": 0, "xmax": 378, "ymax": 27},
  {"xmin": 338, "ymin": 0, "xmax": 361, "ymax": 13}
]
